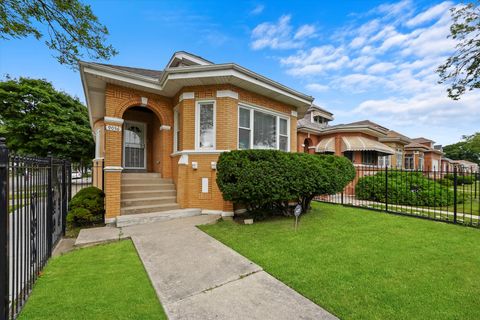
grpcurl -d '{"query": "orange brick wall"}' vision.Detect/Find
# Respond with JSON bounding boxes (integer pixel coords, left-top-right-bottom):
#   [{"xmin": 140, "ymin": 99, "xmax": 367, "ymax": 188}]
[{"xmin": 101, "ymin": 83, "xmax": 301, "ymax": 218}]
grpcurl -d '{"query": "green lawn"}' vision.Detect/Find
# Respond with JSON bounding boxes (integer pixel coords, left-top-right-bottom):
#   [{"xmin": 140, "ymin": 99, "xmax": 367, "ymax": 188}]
[
  {"xmin": 18, "ymin": 240, "xmax": 166, "ymax": 320},
  {"xmin": 200, "ymin": 202, "xmax": 480, "ymax": 320}
]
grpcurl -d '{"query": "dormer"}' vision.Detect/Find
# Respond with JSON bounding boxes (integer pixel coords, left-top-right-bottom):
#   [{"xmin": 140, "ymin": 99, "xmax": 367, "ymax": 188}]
[
  {"xmin": 309, "ymin": 104, "xmax": 334, "ymax": 128},
  {"xmin": 165, "ymin": 51, "xmax": 213, "ymax": 69}
]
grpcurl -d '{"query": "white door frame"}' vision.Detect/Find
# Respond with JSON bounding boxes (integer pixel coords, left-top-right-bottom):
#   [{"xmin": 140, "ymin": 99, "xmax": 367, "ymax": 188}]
[{"xmin": 123, "ymin": 120, "xmax": 147, "ymax": 170}]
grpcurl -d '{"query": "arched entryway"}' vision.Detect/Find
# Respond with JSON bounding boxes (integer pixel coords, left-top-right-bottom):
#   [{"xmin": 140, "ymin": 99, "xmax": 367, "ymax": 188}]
[
  {"xmin": 122, "ymin": 106, "xmax": 162, "ymax": 173},
  {"xmin": 304, "ymin": 138, "xmax": 313, "ymax": 154}
]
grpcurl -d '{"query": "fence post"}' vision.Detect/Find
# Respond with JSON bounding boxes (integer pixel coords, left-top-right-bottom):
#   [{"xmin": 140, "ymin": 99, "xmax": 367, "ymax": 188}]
[
  {"xmin": 61, "ymin": 160, "xmax": 67, "ymax": 236},
  {"xmin": 385, "ymin": 165, "xmax": 388, "ymax": 212},
  {"xmin": 46, "ymin": 154, "xmax": 53, "ymax": 257},
  {"xmin": 453, "ymin": 167, "xmax": 458, "ymax": 224},
  {"xmin": 0, "ymin": 138, "xmax": 9, "ymax": 320},
  {"xmin": 68, "ymin": 162, "xmax": 72, "ymax": 203}
]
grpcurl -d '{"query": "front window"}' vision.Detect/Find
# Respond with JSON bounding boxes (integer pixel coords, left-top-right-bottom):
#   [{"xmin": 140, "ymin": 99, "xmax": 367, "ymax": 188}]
[
  {"xmin": 378, "ymin": 155, "xmax": 391, "ymax": 168},
  {"xmin": 405, "ymin": 155, "xmax": 414, "ymax": 170},
  {"xmin": 362, "ymin": 151, "xmax": 377, "ymax": 165},
  {"xmin": 238, "ymin": 106, "xmax": 289, "ymax": 151},
  {"xmin": 418, "ymin": 156, "xmax": 424, "ymax": 171},
  {"xmin": 197, "ymin": 102, "xmax": 215, "ymax": 149},
  {"xmin": 253, "ymin": 110, "xmax": 276, "ymax": 149},
  {"xmin": 396, "ymin": 150, "xmax": 403, "ymax": 169},
  {"xmin": 344, "ymin": 151, "xmax": 354, "ymax": 162}
]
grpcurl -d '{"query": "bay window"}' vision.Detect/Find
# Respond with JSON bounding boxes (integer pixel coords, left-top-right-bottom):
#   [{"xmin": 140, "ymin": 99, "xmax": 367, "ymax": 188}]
[
  {"xmin": 196, "ymin": 101, "xmax": 215, "ymax": 149},
  {"xmin": 238, "ymin": 105, "xmax": 289, "ymax": 151}
]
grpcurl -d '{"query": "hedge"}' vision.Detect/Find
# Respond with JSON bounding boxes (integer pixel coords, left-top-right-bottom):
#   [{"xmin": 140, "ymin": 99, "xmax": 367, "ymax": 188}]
[
  {"xmin": 216, "ymin": 150, "xmax": 356, "ymax": 218},
  {"xmin": 355, "ymin": 171, "xmax": 454, "ymax": 207},
  {"xmin": 67, "ymin": 186, "xmax": 105, "ymax": 227},
  {"xmin": 444, "ymin": 173, "xmax": 475, "ymax": 185}
]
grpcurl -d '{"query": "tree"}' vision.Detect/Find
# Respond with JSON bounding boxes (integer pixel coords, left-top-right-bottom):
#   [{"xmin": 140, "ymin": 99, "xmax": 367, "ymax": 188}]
[
  {"xmin": 0, "ymin": 0, "xmax": 117, "ymax": 68},
  {"xmin": 443, "ymin": 133, "xmax": 480, "ymax": 165},
  {"xmin": 437, "ymin": 2, "xmax": 480, "ymax": 100},
  {"xmin": 0, "ymin": 77, "xmax": 94, "ymax": 162}
]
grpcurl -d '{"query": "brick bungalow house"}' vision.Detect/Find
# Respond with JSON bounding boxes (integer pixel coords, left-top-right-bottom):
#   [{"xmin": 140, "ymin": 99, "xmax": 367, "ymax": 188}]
[
  {"xmin": 297, "ymin": 115, "xmax": 398, "ymax": 167},
  {"xmin": 80, "ymin": 51, "xmax": 313, "ymax": 223},
  {"xmin": 405, "ymin": 137, "xmax": 443, "ymax": 171}
]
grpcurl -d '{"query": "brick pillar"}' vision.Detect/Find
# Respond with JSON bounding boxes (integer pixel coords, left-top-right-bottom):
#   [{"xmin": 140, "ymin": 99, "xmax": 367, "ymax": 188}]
[
  {"xmin": 334, "ymin": 135, "xmax": 342, "ymax": 156},
  {"xmin": 103, "ymin": 118, "xmax": 124, "ymax": 222}
]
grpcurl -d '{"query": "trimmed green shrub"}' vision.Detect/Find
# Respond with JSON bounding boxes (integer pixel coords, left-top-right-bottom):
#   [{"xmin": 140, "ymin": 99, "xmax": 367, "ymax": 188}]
[
  {"xmin": 67, "ymin": 186, "xmax": 105, "ymax": 227},
  {"xmin": 355, "ymin": 171, "xmax": 454, "ymax": 207},
  {"xmin": 438, "ymin": 178, "xmax": 453, "ymax": 187},
  {"xmin": 216, "ymin": 150, "xmax": 355, "ymax": 218},
  {"xmin": 444, "ymin": 173, "xmax": 474, "ymax": 185}
]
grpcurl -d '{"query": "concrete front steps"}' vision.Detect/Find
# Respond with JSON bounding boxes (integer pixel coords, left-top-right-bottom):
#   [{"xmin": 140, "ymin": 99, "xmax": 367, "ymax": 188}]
[{"xmin": 121, "ymin": 173, "xmax": 180, "ymax": 215}]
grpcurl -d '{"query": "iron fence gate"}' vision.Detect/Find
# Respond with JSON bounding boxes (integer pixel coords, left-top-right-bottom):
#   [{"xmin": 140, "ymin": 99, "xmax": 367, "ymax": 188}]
[{"xmin": 0, "ymin": 139, "xmax": 77, "ymax": 320}]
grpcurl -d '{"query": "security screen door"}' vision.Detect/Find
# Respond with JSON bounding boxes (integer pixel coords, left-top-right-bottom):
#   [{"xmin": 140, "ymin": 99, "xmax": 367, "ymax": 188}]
[{"xmin": 123, "ymin": 121, "xmax": 146, "ymax": 169}]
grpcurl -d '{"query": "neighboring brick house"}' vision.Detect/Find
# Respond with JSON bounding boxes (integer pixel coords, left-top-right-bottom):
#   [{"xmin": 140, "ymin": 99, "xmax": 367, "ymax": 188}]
[
  {"xmin": 297, "ymin": 115, "xmax": 397, "ymax": 167},
  {"xmin": 405, "ymin": 138, "xmax": 443, "ymax": 171},
  {"xmin": 451, "ymin": 160, "xmax": 479, "ymax": 173},
  {"xmin": 80, "ymin": 51, "xmax": 313, "ymax": 223}
]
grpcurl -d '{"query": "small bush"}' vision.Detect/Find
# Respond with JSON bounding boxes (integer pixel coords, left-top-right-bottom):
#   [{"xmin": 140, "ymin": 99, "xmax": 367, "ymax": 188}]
[
  {"xmin": 216, "ymin": 150, "xmax": 355, "ymax": 219},
  {"xmin": 68, "ymin": 186, "xmax": 105, "ymax": 227},
  {"xmin": 356, "ymin": 171, "xmax": 454, "ymax": 207},
  {"xmin": 438, "ymin": 178, "xmax": 453, "ymax": 187},
  {"xmin": 444, "ymin": 173, "xmax": 474, "ymax": 185}
]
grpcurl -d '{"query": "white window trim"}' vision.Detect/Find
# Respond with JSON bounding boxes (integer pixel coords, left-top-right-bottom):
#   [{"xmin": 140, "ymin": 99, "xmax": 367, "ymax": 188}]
[
  {"xmin": 173, "ymin": 106, "xmax": 179, "ymax": 152},
  {"xmin": 237, "ymin": 103, "xmax": 290, "ymax": 152},
  {"xmin": 195, "ymin": 100, "xmax": 216, "ymax": 150}
]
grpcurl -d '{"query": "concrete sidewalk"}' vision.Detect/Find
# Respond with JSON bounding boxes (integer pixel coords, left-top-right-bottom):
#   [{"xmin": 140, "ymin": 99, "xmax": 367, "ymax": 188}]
[{"xmin": 121, "ymin": 215, "xmax": 337, "ymax": 320}]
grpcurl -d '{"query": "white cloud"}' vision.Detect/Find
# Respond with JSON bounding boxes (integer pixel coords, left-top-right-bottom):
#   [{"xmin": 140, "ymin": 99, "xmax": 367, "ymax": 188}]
[
  {"xmin": 250, "ymin": 15, "xmax": 316, "ymax": 50},
  {"xmin": 252, "ymin": 0, "xmax": 478, "ymax": 137},
  {"xmin": 280, "ymin": 46, "xmax": 349, "ymax": 76},
  {"xmin": 306, "ymin": 83, "xmax": 329, "ymax": 92},
  {"xmin": 353, "ymin": 90, "xmax": 480, "ymax": 126},
  {"xmin": 250, "ymin": 4, "xmax": 265, "ymax": 15},
  {"xmin": 366, "ymin": 62, "xmax": 396, "ymax": 74},
  {"xmin": 406, "ymin": 1, "xmax": 453, "ymax": 27},
  {"xmin": 294, "ymin": 24, "xmax": 316, "ymax": 40}
]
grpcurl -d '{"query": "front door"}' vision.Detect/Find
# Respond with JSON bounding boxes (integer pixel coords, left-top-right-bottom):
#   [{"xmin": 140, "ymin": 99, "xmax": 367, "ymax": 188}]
[{"xmin": 123, "ymin": 121, "xmax": 146, "ymax": 169}]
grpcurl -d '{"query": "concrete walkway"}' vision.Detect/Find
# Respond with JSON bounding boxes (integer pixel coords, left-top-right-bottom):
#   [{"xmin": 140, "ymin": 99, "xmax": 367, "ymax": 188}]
[{"xmin": 78, "ymin": 216, "xmax": 337, "ymax": 320}]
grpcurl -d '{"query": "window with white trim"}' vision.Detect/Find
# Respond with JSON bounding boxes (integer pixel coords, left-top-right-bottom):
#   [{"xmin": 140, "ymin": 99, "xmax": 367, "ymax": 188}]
[
  {"xmin": 238, "ymin": 105, "xmax": 289, "ymax": 151},
  {"xmin": 378, "ymin": 155, "xmax": 391, "ymax": 168},
  {"xmin": 418, "ymin": 155, "xmax": 424, "ymax": 171},
  {"xmin": 196, "ymin": 101, "xmax": 215, "ymax": 149},
  {"xmin": 396, "ymin": 149, "xmax": 403, "ymax": 169},
  {"xmin": 405, "ymin": 155, "xmax": 414, "ymax": 170}
]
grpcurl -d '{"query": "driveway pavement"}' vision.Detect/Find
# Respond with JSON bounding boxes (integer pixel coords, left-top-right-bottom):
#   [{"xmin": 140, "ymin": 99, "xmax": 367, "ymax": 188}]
[{"xmin": 120, "ymin": 215, "xmax": 337, "ymax": 320}]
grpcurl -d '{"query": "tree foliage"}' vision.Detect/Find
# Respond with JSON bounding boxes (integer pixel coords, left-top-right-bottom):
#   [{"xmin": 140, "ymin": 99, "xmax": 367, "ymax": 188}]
[
  {"xmin": 443, "ymin": 132, "xmax": 480, "ymax": 165},
  {"xmin": 0, "ymin": 77, "xmax": 94, "ymax": 162},
  {"xmin": 216, "ymin": 150, "xmax": 356, "ymax": 218},
  {"xmin": 437, "ymin": 1, "xmax": 480, "ymax": 99},
  {"xmin": 0, "ymin": 0, "xmax": 117, "ymax": 68}
]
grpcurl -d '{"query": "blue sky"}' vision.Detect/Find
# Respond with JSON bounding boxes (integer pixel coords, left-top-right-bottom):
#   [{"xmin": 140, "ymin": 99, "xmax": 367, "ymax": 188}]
[{"xmin": 1, "ymin": 0, "xmax": 478, "ymax": 145}]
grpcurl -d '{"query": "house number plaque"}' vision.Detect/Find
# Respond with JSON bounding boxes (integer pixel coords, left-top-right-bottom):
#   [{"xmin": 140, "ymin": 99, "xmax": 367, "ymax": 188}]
[{"xmin": 106, "ymin": 125, "xmax": 122, "ymax": 132}]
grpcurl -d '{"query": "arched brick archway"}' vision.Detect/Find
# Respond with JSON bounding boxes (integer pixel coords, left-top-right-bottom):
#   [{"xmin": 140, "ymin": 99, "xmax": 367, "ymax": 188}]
[
  {"xmin": 118, "ymin": 102, "xmax": 173, "ymax": 177},
  {"xmin": 304, "ymin": 138, "xmax": 313, "ymax": 154}
]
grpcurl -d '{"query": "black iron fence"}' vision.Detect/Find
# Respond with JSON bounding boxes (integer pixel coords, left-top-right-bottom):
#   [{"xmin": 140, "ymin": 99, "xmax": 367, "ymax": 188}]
[
  {"xmin": 316, "ymin": 165, "xmax": 480, "ymax": 228},
  {"xmin": 0, "ymin": 139, "xmax": 104, "ymax": 320}
]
